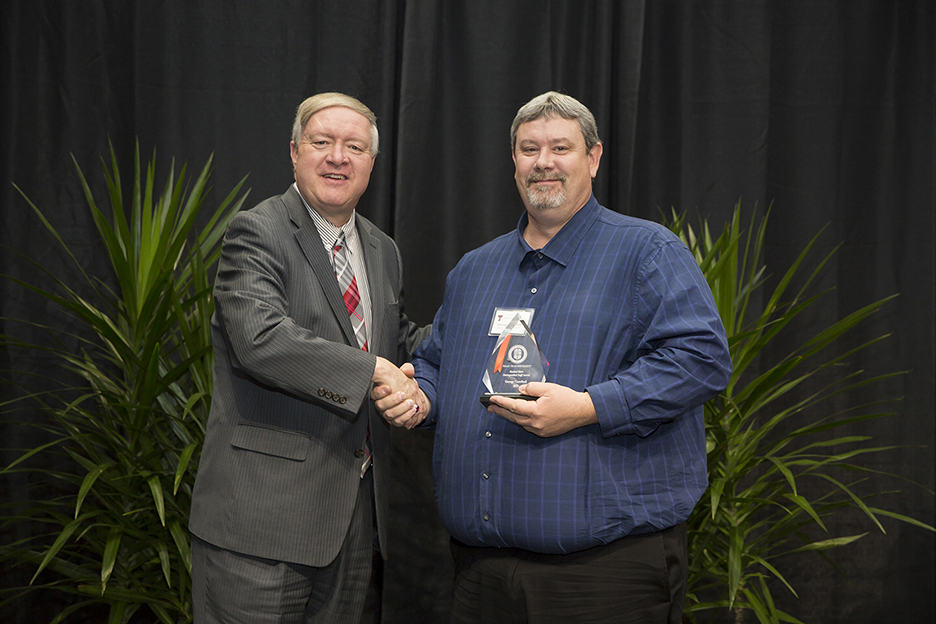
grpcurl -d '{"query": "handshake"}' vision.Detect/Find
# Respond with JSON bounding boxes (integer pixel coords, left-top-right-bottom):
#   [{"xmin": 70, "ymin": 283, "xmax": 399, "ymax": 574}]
[{"xmin": 371, "ymin": 358, "xmax": 430, "ymax": 429}]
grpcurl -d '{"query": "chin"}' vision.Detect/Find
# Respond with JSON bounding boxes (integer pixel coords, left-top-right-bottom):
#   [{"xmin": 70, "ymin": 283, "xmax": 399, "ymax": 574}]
[{"xmin": 527, "ymin": 192, "xmax": 566, "ymax": 211}]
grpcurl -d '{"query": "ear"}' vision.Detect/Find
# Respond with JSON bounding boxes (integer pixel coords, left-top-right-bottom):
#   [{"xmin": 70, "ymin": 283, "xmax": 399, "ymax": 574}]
[
  {"xmin": 290, "ymin": 141, "xmax": 299, "ymax": 168},
  {"xmin": 588, "ymin": 143, "xmax": 603, "ymax": 179}
]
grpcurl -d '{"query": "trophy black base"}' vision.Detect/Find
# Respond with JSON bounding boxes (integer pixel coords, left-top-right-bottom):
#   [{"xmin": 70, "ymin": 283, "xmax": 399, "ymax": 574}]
[{"xmin": 479, "ymin": 393, "xmax": 537, "ymax": 407}]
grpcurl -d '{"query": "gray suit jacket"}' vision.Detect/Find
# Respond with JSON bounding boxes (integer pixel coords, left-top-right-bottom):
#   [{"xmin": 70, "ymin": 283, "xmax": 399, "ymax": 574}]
[{"xmin": 189, "ymin": 185, "xmax": 426, "ymax": 567}]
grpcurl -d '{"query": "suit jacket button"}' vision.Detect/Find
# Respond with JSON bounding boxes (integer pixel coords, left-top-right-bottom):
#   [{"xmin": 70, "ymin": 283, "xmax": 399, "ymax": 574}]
[
  {"xmin": 339, "ymin": 397, "xmax": 347, "ymax": 404},
  {"xmin": 325, "ymin": 391, "xmax": 333, "ymax": 399},
  {"xmin": 354, "ymin": 449, "xmax": 365, "ymax": 458},
  {"xmin": 333, "ymin": 395, "xmax": 341, "ymax": 402},
  {"xmin": 318, "ymin": 388, "xmax": 326, "ymax": 397}
]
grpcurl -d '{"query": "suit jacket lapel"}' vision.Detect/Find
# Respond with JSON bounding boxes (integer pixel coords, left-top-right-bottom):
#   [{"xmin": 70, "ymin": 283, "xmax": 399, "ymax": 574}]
[
  {"xmin": 284, "ymin": 186, "xmax": 359, "ymax": 348},
  {"xmin": 358, "ymin": 218, "xmax": 386, "ymax": 352}
]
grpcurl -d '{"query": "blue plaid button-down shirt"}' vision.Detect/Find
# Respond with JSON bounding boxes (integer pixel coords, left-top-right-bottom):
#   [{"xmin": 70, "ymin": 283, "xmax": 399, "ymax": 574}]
[{"xmin": 413, "ymin": 196, "xmax": 732, "ymax": 554}]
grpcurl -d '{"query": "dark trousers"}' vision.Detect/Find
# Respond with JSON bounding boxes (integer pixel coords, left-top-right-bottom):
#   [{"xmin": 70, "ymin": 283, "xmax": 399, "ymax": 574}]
[{"xmin": 450, "ymin": 523, "xmax": 687, "ymax": 624}]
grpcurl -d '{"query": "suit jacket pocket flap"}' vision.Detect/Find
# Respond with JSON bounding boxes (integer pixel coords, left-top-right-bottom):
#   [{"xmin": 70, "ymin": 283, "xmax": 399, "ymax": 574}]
[{"xmin": 231, "ymin": 424, "xmax": 309, "ymax": 461}]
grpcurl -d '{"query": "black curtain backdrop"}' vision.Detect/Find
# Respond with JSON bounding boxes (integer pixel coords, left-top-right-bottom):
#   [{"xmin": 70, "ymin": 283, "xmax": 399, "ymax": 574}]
[{"xmin": 2, "ymin": 2, "xmax": 933, "ymax": 623}]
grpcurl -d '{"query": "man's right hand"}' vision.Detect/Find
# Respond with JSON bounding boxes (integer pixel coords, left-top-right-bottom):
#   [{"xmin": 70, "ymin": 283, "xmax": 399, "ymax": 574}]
[{"xmin": 371, "ymin": 360, "xmax": 429, "ymax": 428}]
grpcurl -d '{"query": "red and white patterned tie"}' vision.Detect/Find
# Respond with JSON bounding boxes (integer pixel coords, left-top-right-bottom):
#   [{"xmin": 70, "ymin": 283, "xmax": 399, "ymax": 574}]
[
  {"xmin": 333, "ymin": 232, "xmax": 371, "ymax": 476},
  {"xmin": 332, "ymin": 233, "xmax": 368, "ymax": 352}
]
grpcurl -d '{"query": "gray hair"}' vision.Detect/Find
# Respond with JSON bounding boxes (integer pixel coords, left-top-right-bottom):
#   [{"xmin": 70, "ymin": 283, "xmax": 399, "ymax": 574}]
[
  {"xmin": 510, "ymin": 91, "xmax": 601, "ymax": 152},
  {"xmin": 291, "ymin": 92, "xmax": 380, "ymax": 156}
]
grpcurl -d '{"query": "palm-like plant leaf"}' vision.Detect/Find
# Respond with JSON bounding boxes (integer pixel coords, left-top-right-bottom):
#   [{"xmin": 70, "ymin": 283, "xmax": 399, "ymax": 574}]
[
  {"xmin": 666, "ymin": 204, "xmax": 934, "ymax": 624},
  {"xmin": 1, "ymin": 142, "xmax": 248, "ymax": 622}
]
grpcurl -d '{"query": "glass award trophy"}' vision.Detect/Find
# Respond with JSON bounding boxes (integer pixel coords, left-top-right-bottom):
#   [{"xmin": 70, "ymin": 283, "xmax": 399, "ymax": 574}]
[{"xmin": 480, "ymin": 314, "xmax": 548, "ymax": 406}]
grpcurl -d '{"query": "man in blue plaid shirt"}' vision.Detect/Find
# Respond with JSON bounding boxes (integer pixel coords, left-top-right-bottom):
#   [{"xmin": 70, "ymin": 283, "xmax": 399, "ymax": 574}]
[{"xmin": 375, "ymin": 91, "xmax": 732, "ymax": 624}]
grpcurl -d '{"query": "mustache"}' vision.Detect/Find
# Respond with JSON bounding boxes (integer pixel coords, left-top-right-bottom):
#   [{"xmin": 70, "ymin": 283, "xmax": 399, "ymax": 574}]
[{"xmin": 526, "ymin": 171, "xmax": 566, "ymax": 185}]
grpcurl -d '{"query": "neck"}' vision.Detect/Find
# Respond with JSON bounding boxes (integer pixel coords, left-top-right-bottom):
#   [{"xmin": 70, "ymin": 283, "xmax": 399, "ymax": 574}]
[
  {"xmin": 326, "ymin": 213, "xmax": 353, "ymax": 228},
  {"xmin": 522, "ymin": 219, "xmax": 558, "ymax": 249},
  {"xmin": 295, "ymin": 185, "xmax": 355, "ymax": 228},
  {"xmin": 522, "ymin": 201, "xmax": 586, "ymax": 248}
]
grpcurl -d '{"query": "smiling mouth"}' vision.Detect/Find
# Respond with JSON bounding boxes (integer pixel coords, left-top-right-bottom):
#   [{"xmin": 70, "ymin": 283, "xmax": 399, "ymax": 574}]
[
  {"xmin": 527, "ymin": 172, "xmax": 565, "ymax": 186},
  {"xmin": 529, "ymin": 178, "xmax": 562, "ymax": 190},
  {"xmin": 323, "ymin": 173, "xmax": 348, "ymax": 180}
]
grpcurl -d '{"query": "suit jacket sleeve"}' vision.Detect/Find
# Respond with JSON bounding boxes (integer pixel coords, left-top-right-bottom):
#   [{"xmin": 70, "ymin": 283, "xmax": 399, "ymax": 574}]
[
  {"xmin": 389, "ymin": 240, "xmax": 432, "ymax": 363},
  {"xmin": 213, "ymin": 198, "xmax": 376, "ymax": 417}
]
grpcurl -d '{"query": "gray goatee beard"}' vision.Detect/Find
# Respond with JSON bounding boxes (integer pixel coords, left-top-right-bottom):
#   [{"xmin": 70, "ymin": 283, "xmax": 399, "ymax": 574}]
[{"xmin": 525, "ymin": 171, "xmax": 566, "ymax": 210}]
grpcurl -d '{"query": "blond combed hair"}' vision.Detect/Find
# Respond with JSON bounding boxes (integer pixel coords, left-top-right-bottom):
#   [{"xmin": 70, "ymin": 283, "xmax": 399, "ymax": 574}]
[{"xmin": 291, "ymin": 93, "xmax": 380, "ymax": 156}]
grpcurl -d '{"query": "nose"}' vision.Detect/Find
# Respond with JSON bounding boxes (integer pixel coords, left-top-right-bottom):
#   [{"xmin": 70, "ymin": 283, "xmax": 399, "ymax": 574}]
[
  {"xmin": 533, "ymin": 148, "xmax": 554, "ymax": 170},
  {"xmin": 326, "ymin": 142, "xmax": 349, "ymax": 165}
]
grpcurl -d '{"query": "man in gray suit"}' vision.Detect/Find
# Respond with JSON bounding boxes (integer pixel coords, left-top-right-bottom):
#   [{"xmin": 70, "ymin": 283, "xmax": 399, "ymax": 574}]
[{"xmin": 189, "ymin": 92, "xmax": 429, "ymax": 623}]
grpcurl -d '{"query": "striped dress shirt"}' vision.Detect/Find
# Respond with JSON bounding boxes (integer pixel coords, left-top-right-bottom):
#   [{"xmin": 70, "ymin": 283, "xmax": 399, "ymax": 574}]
[
  {"xmin": 413, "ymin": 196, "xmax": 732, "ymax": 554},
  {"xmin": 297, "ymin": 183, "xmax": 373, "ymax": 347}
]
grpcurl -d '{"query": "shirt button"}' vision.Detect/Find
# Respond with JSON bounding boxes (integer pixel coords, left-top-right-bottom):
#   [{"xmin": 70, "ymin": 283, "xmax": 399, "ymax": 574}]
[
  {"xmin": 482, "ymin": 472, "xmax": 490, "ymax": 479},
  {"xmin": 531, "ymin": 287, "xmax": 537, "ymax": 294},
  {"xmin": 354, "ymin": 449, "xmax": 365, "ymax": 458},
  {"xmin": 483, "ymin": 513, "xmax": 490, "ymax": 521},
  {"xmin": 485, "ymin": 431, "xmax": 492, "ymax": 438}
]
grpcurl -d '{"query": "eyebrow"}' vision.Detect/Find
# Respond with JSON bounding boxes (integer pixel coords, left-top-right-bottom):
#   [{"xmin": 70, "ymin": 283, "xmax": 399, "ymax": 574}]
[
  {"xmin": 305, "ymin": 130, "xmax": 369, "ymax": 145},
  {"xmin": 518, "ymin": 137, "xmax": 573, "ymax": 146}
]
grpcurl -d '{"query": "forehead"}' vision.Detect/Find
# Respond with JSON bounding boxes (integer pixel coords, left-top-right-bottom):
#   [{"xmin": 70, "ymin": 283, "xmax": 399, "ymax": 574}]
[
  {"xmin": 303, "ymin": 106, "xmax": 372, "ymax": 141},
  {"xmin": 515, "ymin": 115, "xmax": 584, "ymax": 144}
]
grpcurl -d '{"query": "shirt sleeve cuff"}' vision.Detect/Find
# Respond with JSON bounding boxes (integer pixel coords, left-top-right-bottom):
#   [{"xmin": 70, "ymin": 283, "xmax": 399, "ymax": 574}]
[
  {"xmin": 586, "ymin": 380, "xmax": 661, "ymax": 438},
  {"xmin": 412, "ymin": 361, "xmax": 439, "ymax": 427}
]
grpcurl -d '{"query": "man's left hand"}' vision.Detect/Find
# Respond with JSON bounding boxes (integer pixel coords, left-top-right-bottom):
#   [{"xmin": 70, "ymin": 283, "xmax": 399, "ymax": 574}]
[{"xmin": 487, "ymin": 382, "xmax": 598, "ymax": 437}]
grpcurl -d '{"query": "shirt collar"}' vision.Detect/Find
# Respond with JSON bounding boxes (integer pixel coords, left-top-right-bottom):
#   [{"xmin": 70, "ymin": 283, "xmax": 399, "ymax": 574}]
[
  {"xmin": 294, "ymin": 182, "xmax": 359, "ymax": 251},
  {"xmin": 514, "ymin": 194, "xmax": 600, "ymax": 267}
]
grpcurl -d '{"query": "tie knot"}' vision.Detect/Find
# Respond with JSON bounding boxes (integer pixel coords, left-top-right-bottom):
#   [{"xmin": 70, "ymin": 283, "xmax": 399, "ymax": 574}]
[{"xmin": 333, "ymin": 233, "xmax": 346, "ymax": 253}]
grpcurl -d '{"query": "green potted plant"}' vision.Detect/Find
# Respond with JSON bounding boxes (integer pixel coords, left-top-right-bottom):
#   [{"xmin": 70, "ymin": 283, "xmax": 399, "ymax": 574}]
[
  {"xmin": 666, "ymin": 206, "xmax": 933, "ymax": 624},
  {"xmin": 1, "ymin": 143, "xmax": 248, "ymax": 623}
]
